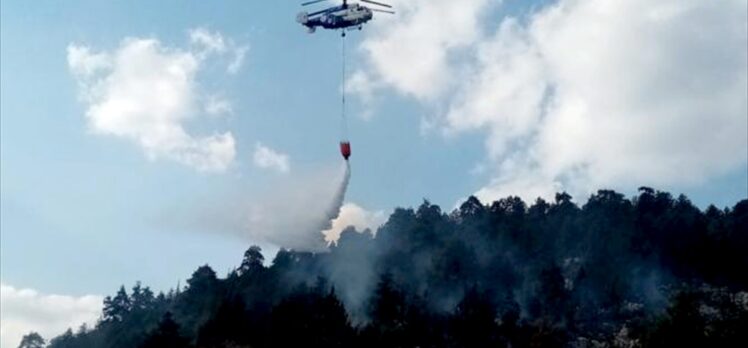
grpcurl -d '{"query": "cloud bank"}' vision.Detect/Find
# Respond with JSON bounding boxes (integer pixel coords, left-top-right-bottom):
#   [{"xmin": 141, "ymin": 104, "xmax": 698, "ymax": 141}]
[
  {"xmin": 68, "ymin": 28, "xmax": 248, "ymax": 173},
  {"xmin": 354, "ymin": 0, "xmax": 748, "ymax": 202},
  {"xmin": 0, "ymin": 283, "xmax": 103, "ymax": 348}
]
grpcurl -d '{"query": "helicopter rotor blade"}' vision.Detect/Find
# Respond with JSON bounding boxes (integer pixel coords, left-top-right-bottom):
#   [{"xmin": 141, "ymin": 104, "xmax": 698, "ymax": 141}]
[
  {"xmin": 371, "ymin": 8, "xmax": 395, "ymax": 14},
  {"xmin": 361, "ymin": 0, "xmax": 393, "ymax": 8},
  {"xmin": 306, "ymin": 3, "xmax": 345, "ymax": 17},
  {"xmin": 301, "ymin": 0, "xmax": 326, "ymax": 6},
  {"xmin": 308, "ymin": 8, "xmax": 334, "ymax": 17}
]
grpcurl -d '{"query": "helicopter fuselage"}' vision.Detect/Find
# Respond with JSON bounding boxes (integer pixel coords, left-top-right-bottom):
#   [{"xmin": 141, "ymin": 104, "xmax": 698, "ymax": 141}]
[{"xmin": 297, "ymin": 5, "xmax": 374, "ymax": 33}]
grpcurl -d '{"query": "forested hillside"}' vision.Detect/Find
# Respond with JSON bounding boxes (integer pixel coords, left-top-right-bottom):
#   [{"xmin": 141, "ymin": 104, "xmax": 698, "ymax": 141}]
[{"xmin": 26, "ymin": 188, "xmax": 748, "ymax": 348}]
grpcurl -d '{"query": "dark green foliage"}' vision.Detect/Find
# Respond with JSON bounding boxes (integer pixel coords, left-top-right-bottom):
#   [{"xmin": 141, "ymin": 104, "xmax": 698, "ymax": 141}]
[
  {"xmin": 139, "ymin": 312, "xmax": 191, "ymax": 348},
  {"xmin": 196, "ymin": 296, "xmax": 250, "ymax": 347},
  {"xmin": 641, "ymin": 288, "xmax": 748, "ymax": 348},
  {"xmin": 47, "ymin": 329, "xmax": 75, "ymax": 348},
  {"xmin": 535, "ymin": 265, "xmax": 571, "ymax": 322},
  {"xmin": 368, "ymin": 273, "xmax": 407, "ymax": 331},
  {"xmin": 239, "ymin": 245, "xmax": 264, "ymax": 276},
  {"xmin": 267, "ymin": 286, "xmax": 353, "ymax": 348},
  {"xmin": 102, "ymin": 286, "xmax": 130, "ymax": 323},
  {"xmin": 18, "ymin": 332, "xmax": 45, "ymax": 348},
  {"xmin": 45, "ymin": 189, "xmax": 747, "ymax": 348},
  {"xmin": 646, "ymin": 291, "xmax": 707, "ymax": 347},
  {"xmin": 450, "ymin": 287, "xmax": 499, "ymax": 348},
  {"xmin": 174, "ymin": 265, "xmax": 222, "ymax": 339}
]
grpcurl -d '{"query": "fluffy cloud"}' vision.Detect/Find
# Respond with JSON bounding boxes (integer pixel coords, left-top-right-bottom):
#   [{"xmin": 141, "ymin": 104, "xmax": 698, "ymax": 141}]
[
  {"xmin": 253, "ymin": 142, "xmax": 290, "ymax": 174},
  {"xmin": 323, "ymin": 203, "xmax": 387, "ymax": 244},
  {"xmin": 356, "ymin": 0, "xmax": 748, "ymax": 202},
  {"xmin": 189, "ymin": 28, "xmax": 249, "ymax": 74},
  {"xmin": 353, "ymin": 0, "xmax": 493, "ymax": 101},
  {"xmin": 228, "ymin": 46, "xmax": 249, "ymax": 75},
  {"xmin": 204, "ymin": 95, "xmax": 234, "ymax": 117},
  {"xmin": 68, "ymin": 29, "xmax": 247, "ymax": 173},
  {"xmin": 0, "ymin": 283, "xmax": 103, "ymax": 348}
]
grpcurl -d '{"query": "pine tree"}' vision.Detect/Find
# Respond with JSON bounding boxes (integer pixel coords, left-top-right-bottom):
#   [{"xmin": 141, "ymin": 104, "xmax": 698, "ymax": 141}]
[
  {"xmin": 103, "ymin": 286, "xmax": 131, "ymax": 322},
  {"xmin": 17, "ymin": 332, "xmax": 45, "ymax": 348},
  {"xmin": 140, "ymin": 312, "xmax": 191, "ymax": 348}
]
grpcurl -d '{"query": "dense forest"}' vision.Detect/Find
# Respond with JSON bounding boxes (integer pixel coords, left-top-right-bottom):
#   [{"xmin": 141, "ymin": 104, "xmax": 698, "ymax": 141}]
[{"xmin": 22, "ymin": 188, "xmax": 748, "ymax": 348}]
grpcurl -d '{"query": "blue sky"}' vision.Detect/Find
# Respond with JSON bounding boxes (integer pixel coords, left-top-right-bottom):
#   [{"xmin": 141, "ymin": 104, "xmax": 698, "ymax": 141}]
[
  {"xmin": 0, "ymin": 0, "xmax": 489, "ymax": 296},
  {"xmin": 1, "ymin": 1, "xmax": 746, "ymax": 343}
]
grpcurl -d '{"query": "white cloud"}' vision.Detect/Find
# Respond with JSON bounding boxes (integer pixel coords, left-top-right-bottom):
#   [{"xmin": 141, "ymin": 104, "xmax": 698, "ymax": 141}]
[
  {"xmin": 323, "ymin": 203, "xmax": 387, "ymax": 244},
  {"xmin": 189, "ymin": 27, "xmax": 249, "ymax": 74},
  {"xmin": 253, "ymin": 142, "xmax": 290, "ymax": 174},
  {"xmin": 0, "ymin": 283, "xmax": 103, "ymax": 348},
  {"xmin": 204, "ymin": 95, "xmax": 234, "ymax": 117},
  {"xmin": 228, "ymin": 46, "xmax": 249, "ymax": 75},
  {"xmin": 67, "ymin": 29, "xmax": 247, "ymax": 173},
  {"xmin": 356, "ymin": 0, "xmax": 748, "ymax": 202},
  {"xmin": 352, "ymin": 0, "xmax": 494, "ymax": 101},
  {"xmin": 346, "ymin": 70, "xmax": 377, "ymax": 104},
  {"xmin": 190, "ymin": 27, "xmax": 228, "ymax": 56},
  {"xmin": 67, "ymin": 46, "xmax": 111, "ymax": 78}
]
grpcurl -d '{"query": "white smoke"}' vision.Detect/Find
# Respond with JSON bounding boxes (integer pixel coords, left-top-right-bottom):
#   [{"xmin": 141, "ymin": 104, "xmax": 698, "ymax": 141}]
[
  {"xmin": 247, "ymin": 162, "xmax": 351, "ymax": 251},
  {"xmin": 168, "ymin": 162, "xmax": 351, "ymax": 252},
  {"xmin": 323, "ymin": 202, "xmax": 387, "ymax": 244},
  {"xmin": 323, "ymin": 162, "xmax": 352, "ymax": 231}
]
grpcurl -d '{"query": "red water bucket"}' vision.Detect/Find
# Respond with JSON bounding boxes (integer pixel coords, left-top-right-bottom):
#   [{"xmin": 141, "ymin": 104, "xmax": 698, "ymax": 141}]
[{"xmin": 340, "ymin": 141, "xmax": 351, "ymax": 160}]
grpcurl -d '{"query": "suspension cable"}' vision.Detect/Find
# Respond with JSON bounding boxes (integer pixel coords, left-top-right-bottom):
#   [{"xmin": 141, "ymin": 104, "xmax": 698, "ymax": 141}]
[{"xmin": 341, "ymin": 32, "xmax": 348, "ymax": 141}]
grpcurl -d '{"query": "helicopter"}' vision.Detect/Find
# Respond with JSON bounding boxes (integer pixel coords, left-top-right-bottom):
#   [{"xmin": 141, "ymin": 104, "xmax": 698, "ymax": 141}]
[{"xmin": 296, "ymin": 0, "xmax": 395, "ymax": 35}]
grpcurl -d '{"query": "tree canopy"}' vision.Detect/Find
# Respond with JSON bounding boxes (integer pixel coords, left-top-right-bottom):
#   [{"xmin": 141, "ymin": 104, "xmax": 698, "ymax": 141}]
[{"xmin": 44, "ymin": 188, "xmax": 748, "ymax": 348}]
